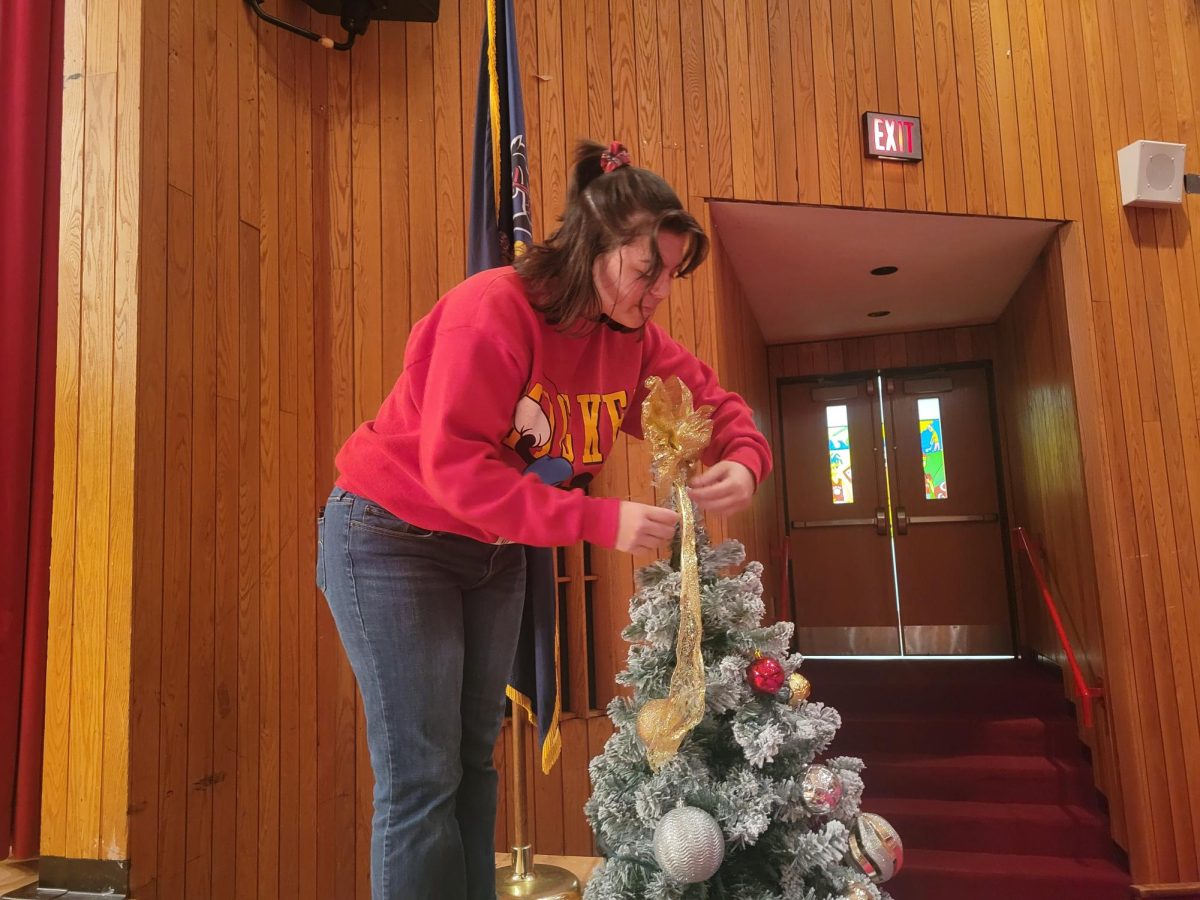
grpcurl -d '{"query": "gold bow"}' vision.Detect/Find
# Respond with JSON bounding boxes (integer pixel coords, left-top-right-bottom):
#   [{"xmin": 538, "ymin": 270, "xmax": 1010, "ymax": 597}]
[{"xmin": 635, "ymin": 376, "xmax": 713, "ymax": 770}]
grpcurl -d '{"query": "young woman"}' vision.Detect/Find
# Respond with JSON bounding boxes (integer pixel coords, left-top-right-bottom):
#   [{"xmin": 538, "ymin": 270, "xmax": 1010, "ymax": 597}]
[{"xmin": 317, "ymin": 140, "xmax": 772, "ymax": 900}]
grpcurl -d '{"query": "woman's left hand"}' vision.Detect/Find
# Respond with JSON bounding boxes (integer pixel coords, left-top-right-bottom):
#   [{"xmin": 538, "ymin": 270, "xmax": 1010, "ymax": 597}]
[{"xmin": 687, "ymin": 460, "xmax": 756, "ymax": 514}]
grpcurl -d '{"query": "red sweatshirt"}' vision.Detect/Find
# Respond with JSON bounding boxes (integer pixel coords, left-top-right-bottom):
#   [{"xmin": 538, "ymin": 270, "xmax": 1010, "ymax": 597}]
[{"xmin": 334, "ymin": 267, "xmax": 772, "ymax": 548}]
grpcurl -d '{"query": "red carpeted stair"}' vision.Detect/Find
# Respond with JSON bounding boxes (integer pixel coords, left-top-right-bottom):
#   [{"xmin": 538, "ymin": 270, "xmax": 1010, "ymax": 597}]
[{"xmin": 805, "ymin": 659, "xmax": 1132, "ymax": 900}]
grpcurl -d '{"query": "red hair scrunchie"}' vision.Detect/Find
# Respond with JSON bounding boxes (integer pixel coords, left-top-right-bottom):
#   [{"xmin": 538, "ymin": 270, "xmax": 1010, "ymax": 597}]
[{"xmin": 600, "ymin": 141, "xmax": 632, "ymax": 173}]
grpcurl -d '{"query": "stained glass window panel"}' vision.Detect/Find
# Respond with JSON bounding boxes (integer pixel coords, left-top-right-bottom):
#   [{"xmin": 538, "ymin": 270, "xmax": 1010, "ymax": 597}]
[
  {"xmin": 826, "ymin": 405, "xmax": 853, "ymax": 504},
  {"xmin": 918, "ymin": 397, "xmax": 948, "ymax": 500}
]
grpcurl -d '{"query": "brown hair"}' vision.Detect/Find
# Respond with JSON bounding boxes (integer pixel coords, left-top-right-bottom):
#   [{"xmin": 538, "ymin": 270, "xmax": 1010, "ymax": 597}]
[{"xmin": 514, "ymin": 140, "xmax": 709, "ymax": 331}]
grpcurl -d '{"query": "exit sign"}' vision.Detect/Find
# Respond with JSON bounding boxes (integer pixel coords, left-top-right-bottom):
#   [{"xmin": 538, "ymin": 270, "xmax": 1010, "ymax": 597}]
[{"xmin": 863, "ymin": 112, "xmax": 922, "ymax": 161}]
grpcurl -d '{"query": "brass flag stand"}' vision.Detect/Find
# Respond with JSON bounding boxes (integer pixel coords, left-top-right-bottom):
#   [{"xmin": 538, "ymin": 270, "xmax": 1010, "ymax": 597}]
[{"xmin": 495, "ymin": 712, "xmax": 581, "ymax": 898}]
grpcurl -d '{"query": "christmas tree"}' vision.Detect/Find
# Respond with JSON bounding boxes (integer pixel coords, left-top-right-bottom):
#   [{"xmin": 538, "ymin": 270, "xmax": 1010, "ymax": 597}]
[{"xmin": 583, "ymin": 378, "xmax": 901, "ymax": 900}]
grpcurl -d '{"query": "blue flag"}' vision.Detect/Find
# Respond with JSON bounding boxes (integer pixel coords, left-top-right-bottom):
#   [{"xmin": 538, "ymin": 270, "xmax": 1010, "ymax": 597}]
[
  {"xmin": 467, "ymin": 0, "xmax": 561, "ymax": 775},
  {"xmin": 467, "ymin": 0, "xmax": 532, "ymax": 272}
]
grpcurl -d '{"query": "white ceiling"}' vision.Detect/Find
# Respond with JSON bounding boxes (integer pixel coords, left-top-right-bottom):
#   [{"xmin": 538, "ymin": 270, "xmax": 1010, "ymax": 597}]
[{"xmin": 709, "ymin": 201, "xmax": 1061, "ymax": 345}]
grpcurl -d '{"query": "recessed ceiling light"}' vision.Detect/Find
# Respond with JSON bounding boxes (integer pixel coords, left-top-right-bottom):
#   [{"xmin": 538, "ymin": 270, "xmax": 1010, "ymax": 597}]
[
  {"xmin": 871, "ymin": 265, "xmax": 899, "ymax": 276},
  {"xmin": 867, "ymin": 310, "xmax": 891, "ymax": 318}
]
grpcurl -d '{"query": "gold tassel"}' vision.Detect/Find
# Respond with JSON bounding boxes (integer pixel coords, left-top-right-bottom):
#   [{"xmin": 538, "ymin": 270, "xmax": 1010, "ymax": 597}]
[{"xmin": 635, "ymin": 376, "xmax": 714, "ymax": 771}]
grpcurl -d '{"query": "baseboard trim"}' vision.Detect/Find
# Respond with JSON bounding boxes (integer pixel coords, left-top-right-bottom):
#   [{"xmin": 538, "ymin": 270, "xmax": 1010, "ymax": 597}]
[
  {"xmin": 1132, "ymin": 885, "xmax": 1200, "ymax": 899},
  {"xmin": 31, "ymin": 858, "xmax": 127, "ymax": 897}
]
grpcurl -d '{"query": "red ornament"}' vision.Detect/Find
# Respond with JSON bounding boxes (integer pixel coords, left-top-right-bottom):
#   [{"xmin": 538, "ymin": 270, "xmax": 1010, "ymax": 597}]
[{"xmin": 747, "ymin": 656, "xmax": 786, "ymax": 694}]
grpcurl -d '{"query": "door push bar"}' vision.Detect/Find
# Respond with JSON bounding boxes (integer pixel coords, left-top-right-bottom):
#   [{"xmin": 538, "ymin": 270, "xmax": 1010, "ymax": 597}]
[
  {"xmin": 790, "ymin": 507, "xmax": 890, "ymax": 536},
  {"xmin": 790, "ymin": 510, "xmax": 998, "ymax": 536},
  {"xmin": 790, "ymin": 517, "xmax": 877, "ymax": 529},
  {"xmin": 894, "ymin": 510, "xmax": 999, "ymax": 535}
]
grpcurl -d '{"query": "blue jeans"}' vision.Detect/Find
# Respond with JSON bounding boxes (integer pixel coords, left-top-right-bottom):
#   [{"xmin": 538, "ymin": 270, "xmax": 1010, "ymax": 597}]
[{"xmin": 317, "ymin": 489, "xmax": 526, "ymax": 900}]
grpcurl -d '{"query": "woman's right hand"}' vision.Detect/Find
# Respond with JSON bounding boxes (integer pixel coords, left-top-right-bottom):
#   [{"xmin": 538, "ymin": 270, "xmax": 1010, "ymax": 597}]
[{"xmin": 614, "ymin": 501, "xmax": 680, "ymax": 554}]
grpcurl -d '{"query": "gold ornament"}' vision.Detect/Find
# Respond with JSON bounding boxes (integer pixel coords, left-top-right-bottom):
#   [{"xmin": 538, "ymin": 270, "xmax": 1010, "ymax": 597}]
[
  {"xmin": 846, "ymin": 813, "xmax": 904, "ymax": 884},
  {"xmin": 844, "ymin": 879, "xmax": 873, "ymax": 900},
  {"xmin": 786, "ymin": 671, "xmax": 812, "ymax": 706},
  {"xmin": 635, "ymin": 376, "xmax": 714, "ymax": 771}
]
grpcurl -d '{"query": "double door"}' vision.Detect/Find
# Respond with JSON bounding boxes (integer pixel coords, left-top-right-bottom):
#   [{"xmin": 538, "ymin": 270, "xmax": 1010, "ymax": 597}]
[{"xmin": 780, "ymin": 365, "xmax": 1012, "ymax": 656}]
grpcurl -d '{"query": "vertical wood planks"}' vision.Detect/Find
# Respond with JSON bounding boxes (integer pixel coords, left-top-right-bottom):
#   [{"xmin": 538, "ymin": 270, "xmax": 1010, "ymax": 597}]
[{"xmin": 45, "ymin": 0, "xmax": 1200, "ymax": 886}]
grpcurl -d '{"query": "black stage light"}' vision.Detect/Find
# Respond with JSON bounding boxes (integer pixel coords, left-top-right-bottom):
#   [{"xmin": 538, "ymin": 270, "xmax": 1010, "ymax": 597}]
[{"xmin": 246, "ymin": 0, "xmax": 439, "ymax": 51}]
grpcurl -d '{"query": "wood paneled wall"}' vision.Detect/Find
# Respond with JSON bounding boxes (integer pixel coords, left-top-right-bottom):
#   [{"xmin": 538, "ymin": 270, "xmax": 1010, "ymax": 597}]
[
  {"xmin": 47, "ymin": 0, "xmax": 1200, "ymax": 889},
  {"xmin": 993, "ymin": 233, "xmax": 1125, "ymax": 846},
  {"xmin": 712, "ymin": 230, "xmax": 782, "ymax": 618},
  {"xmin": 767, "ymin": 326, "xmax": 999, "ymax": 381},
  {"xmin": 43, "ymin": 0, "xmax": 141, "ymax": 864},
  {"xmin": 1039, "ymin": 217, "xmax": 1200, "ymax": 882}
]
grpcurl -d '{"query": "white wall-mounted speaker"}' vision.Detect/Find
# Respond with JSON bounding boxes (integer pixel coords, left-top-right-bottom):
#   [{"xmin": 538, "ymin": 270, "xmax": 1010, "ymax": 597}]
[{"xmin": 1118, "ymin": 140, "xmax": 1187, "ymax": 208}]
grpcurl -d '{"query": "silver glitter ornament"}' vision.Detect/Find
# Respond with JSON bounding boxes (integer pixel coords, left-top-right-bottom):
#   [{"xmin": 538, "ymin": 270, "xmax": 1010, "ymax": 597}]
[
  {"xmin": 800, "ymin": 763, "xmax": 845, "ymax": 814},
  {"xmin": 846, "ymin": 812, "xmax": 904, "ymax": 884},
  {"xmin": 844, "ymin": 879, "xmax": 873, "ymax": 900},
  {"xmin": 652, "ymin": 804, "xmax": 725, "ymax": 883}
]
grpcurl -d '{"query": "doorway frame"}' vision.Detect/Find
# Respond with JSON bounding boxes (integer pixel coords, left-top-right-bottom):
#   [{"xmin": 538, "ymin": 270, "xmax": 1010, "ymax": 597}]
[{"xmin": 776, "ymin": 359, "xmax": 1019, "ymax": 658}]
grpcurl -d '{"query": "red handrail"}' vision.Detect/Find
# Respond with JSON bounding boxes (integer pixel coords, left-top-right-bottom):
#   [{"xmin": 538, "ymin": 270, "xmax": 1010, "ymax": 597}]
[{"xmin": 1012, "ymin": 526, "xmax": 1104, "ymax": 727}]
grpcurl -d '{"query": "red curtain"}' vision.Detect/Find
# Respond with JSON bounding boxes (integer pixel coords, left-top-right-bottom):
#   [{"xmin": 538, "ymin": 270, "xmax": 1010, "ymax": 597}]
[{"xmin": 0, "ymin": 0, "xmax": 64, "ymax": 861}]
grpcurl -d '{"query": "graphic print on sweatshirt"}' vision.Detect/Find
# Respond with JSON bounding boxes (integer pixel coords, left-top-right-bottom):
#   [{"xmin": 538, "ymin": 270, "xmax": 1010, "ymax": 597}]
[{"xmin": 505, "ymin": 377, "xmax": 629, "ymax": 491}]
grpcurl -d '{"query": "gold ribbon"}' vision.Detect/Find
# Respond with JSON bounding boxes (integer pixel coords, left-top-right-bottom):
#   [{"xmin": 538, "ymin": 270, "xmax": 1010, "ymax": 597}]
[{"xmin": 635, "ymin": 376, "xmax": 714, "ymax": 770}]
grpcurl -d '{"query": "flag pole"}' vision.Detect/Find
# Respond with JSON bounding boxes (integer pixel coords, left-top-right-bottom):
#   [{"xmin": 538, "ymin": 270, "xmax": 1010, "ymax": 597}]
[{"xmin": 495, "ymin": 713, "xmax": 581, "ymax": 898}]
